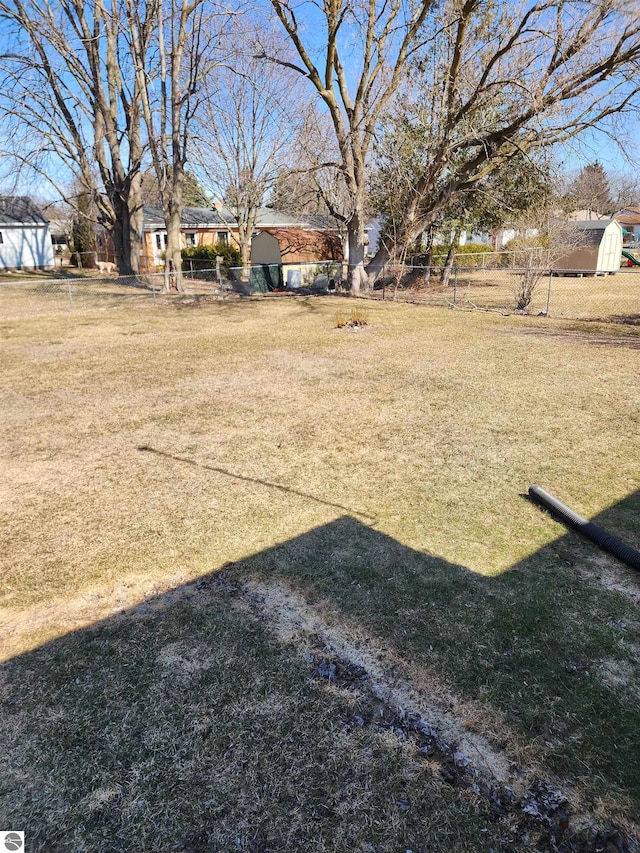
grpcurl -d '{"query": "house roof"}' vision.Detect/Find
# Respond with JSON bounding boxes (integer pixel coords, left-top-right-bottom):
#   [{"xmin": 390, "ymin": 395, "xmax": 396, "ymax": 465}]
[
  {"xmin": 143, "ymin": 205, "xmax": 234, "ymax": 229},
  {"xmin": 143, "ymin": 204, "xmax": 342, "ymax": 233},
  {"xmin": 251, "ymin": 207, "xmax": 342, "ymax": 231},
  {"xmin": 0, "ymin": 196, "xmax": 50, "ymax": 226},
  {"xmin": 566, "ymin": 209, "xmax": 610, "ymax": 222},
  {"xmin": 573, "ymin": 219, "xmax": 618, "ymax": 230},
  {"xmin": 614, "ymin": 212, "xmax": 640, "ymax": 226}
]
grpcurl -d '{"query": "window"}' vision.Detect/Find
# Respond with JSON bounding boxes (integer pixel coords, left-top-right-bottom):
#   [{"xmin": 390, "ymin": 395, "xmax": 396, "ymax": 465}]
[
  {"xmin": 185, "ymin": 232, "xmax": 196, "ymax": 247},
  {"xmin": 216, "ymin": 231, "xmax": 228, "ymax": 246},
  {"xmin": 155, "ymin": 233, "xmax": 168, "ymax": 250},
  {"xmin": 0, "ymin": 232, "xmax": 3, "ymax": 244}
]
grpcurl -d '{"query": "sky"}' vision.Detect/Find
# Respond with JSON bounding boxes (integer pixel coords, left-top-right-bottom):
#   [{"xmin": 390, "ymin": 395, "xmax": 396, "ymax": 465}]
[{"xmin": 1, "ymin": 0, "xmax": 640, "ymax": 204}]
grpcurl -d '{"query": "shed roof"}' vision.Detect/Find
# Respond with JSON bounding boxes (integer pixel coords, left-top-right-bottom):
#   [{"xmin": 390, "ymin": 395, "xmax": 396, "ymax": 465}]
[
  {"xmin": 573, "ymin": 219, "xmax": 618, "ymax": 230},
  {"xmin": 571, "ymin": 219, "xmax": 620, "ymax": 247},
  {"xmin": 0, "ymin": 196, "xmax": 50, "ymax": 226}
]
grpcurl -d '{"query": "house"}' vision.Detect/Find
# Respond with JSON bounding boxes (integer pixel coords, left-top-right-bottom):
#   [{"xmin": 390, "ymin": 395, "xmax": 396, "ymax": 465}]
[
  {"xmin": 0, "ymin": 197, "xmax": 55, "ymax": 271},
  {"xmin": 248, "ymin": 209, "xmax": 342, "ymax": 264},
  {"xmin": 141, "ymin": 205, "xmax": 235, "ymax": 270},
  {"xmin": 553, "ymin": 219, "xmax": 622, "ymax": 274},
  {"xmin": 566, "ymin": 209, "xmax": 610, "ymax": 222},
  {"xmin": 141, "ymin": 205, "xmax": 343, "ymax": 276},
  {"xmin": 366, "ymin": 217, "xmax": 491, "ymax": 257},
  {"xmin": 613, "ymin": 207, "xmax": 640, "ymax": 246}
]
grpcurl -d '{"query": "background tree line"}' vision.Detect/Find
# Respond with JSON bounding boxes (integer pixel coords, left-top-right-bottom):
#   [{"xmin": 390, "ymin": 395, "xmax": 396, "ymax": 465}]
[{"xmin": 1, "ymin": 0, "xmax": 640, "ymax": 292}]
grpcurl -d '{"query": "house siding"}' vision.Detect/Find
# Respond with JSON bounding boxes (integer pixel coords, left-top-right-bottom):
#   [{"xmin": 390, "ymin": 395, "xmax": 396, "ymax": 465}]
[{"xmin": 0, "ymin": 224, "xmax": 55, "ymax": 270}]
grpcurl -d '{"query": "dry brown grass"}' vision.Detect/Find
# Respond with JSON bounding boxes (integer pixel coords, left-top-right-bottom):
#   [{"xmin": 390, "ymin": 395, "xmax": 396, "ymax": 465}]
[
  {"xmin": 381, "ymin": 266, "xmax": 640, "ymax": 321},
  {"xmin": 1, "ymin": 292, "xmax": 639, "ymax": 849}
]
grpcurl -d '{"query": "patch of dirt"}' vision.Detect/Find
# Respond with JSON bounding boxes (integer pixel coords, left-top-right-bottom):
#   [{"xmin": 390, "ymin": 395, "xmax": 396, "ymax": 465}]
[
  {"xmin": 236, "ymin": 577, "xmax": 515, "ymax": 785},
  {"xmin": 157, "ymin": 641, "xmax": 215, "ymax": 682},
  {"xmin": 571, "ymin": 552, "xmax": 640, "ymax": 605},
  {"xmin": 210, "ymin": 575, "xmax": 639, "ymax": 853},
  {"xmin": 501, "ymin": 326, "xmax": 640, "ymax": 349}
]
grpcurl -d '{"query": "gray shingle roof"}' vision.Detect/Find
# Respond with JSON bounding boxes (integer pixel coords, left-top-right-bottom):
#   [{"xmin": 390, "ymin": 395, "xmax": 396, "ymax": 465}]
[
  {"xmin": 143, "ymin": 205, "xmax": 234, "ymax": 228},
  {"xmin": 0, "ymin": 196, "xmax": 50, "ymax": 226},
  {"xmin": 143, "ymin": 204, "xmax": 341, "ymax": 232},
  {"xmin": 252, "ymin": 207, "xmax": 341, "ymax": 230}
]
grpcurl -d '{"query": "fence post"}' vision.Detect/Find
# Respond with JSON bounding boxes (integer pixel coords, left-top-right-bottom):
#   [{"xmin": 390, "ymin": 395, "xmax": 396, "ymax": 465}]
[
  {"xmin": 545, "ymin": 270, "xmax": 552, "ymax": 316},
  {"xmin": 453, "ymin": 268, "xmax": 458, "ymax": 305},
  {"xmin": 151, "ymin": 277, "xmax": 157, "ymax": 304},
  {"xmin": 67, "ymin": 278, "xmax": 74, "ymax": 309}
]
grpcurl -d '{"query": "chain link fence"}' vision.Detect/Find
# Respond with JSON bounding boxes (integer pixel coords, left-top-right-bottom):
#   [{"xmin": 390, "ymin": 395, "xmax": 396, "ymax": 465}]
[
  {"xmin": 369, "ymin": 263, "xmax": 640, "ymax": 322},
  {"xmin": 1, "ymin": 261, "xmax": 638, "ymax": 323}
]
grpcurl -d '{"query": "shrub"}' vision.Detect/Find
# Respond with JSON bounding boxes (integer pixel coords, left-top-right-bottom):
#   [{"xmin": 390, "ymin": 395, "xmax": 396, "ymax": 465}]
[
  {"xmin": 502, "ymin": 236, "xmax": 550, "ymax": 310},
  {"xmin": 181, "ymin": 242, "xmax": 241, "ymax": 269},
  {"xmin": 335, "ymin": 308, "xmax": 368, "ymax": 328},
  {"xmin": 501, "ymin": 235, "xmax": 549, "ymax": 267},
  {"xmin": 412, "ymin": 242, "xmax": 496, "ymax": 268}
]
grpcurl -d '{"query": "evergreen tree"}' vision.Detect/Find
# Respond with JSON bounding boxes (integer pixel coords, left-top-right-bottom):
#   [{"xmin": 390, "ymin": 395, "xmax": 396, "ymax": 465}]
[{"xmin": 562, "ymin": 162, "xmax": 613, "ymax": 215}]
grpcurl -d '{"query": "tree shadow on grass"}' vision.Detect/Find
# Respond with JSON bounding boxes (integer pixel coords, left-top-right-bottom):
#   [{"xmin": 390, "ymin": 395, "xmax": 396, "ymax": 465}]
[{"xmin": 1, "ymin": 494, "xmax": 639, "ymax": 850}]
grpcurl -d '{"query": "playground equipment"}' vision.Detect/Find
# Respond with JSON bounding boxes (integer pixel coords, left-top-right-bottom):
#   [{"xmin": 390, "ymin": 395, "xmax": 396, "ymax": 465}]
[{"xmin": 621, "ymin": 249, "xmax": 640, "ymax": 266}]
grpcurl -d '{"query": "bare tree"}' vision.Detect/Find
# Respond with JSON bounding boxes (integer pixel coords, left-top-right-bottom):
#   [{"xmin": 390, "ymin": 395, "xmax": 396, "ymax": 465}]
[
  {"xmin": 504, "ymin": 215, "xmax": 583, "ymax": 310},
  {"xmin": 365, "ymin": 0, "xmax": 640, "ymax": 273},
  {"xmin": 192, "ymin": 28, "xmax": 306, "ymax": 266},
  {"xmin": 264, "ymin": 0, "xmax": 640, "ymax": 293},
  {"xmin": 261, "ymin": 0, "xmax": 433, "ymax": 294},
  {"xmin": 130, "ymin": 0, "xmax": 219, "ymax": 290},
  {"xmin": 0, "ymin": 0, "xmax": 156, "ymax": 274},
  {"xmin": 609, "ymin": 170, "xmax": 640, "ymax": 211},
  {"xmin": 266, "ymin": 108, "xmax": 358, "ymax": 263}
]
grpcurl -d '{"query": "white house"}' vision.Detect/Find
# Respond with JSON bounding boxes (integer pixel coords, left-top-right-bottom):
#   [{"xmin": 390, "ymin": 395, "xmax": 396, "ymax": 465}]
[
  {"xmin": 0, "ymin": 197, "xmax": 55, "ymax": 271},
  {"xmin": 613, "ymin": 207, "xmax": 640, "ymax": 246}
]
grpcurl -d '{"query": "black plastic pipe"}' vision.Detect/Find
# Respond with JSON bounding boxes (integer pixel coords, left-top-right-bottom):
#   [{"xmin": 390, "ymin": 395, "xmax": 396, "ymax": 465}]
[{"xmin": 528, "ymin": 485, "xmax": 640, "ymax": 572}]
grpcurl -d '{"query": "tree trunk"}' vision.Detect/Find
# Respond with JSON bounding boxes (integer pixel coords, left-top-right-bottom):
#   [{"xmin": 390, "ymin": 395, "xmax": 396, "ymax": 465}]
[
  {"xmin": 440, "ymin": 226, "xmax": 461, "ymax": 286},
  {"xmin": 164, "ymin": 204, "xmax": 183, "ymax": 292},
  {"xmin": 109, "ymin": 191, "xmax": 142, "ymax": 276},
  {"xmin": 238, "ymin": 222, "xmax": 250, "ymax": 267},
  {"xmin": 348, "ymin": 212, "xmax": 369, "ymax": 296}
]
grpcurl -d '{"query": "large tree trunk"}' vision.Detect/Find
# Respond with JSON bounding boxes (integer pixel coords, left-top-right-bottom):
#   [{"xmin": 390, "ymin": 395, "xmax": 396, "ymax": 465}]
[
  {"xmin": 238, "ymin": 222, "xmax": 250, "ymax": 267},
  {"xmin": 440, "ymin": 225, "xmax": 461, "ymax": 286},
  {"xmin": 348, "ymin": 211, "xmax": 369, "ymax": 296},
  {"xmin": 165, "ymin": 202, "xmax": 184, "ymax": 292},
  {"xmin": 109, "ymin": 191, "xmax": 142, "ymax": 276}
]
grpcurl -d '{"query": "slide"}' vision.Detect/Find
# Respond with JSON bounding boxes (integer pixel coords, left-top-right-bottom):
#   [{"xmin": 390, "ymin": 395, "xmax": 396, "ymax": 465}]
[{"xmin": 621, "ymin": 249, "xmax": 640, "ymax": 266}]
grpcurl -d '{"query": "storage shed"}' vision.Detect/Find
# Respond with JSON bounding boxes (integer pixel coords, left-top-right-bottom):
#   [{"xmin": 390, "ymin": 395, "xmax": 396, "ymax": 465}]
[
  {"xmin": 0, "ymin": 197, "xmax": 55, "ymax": 271},
  {"xmin": 553, "ymin": 219, "xmax": 623, "ymax": 274}
]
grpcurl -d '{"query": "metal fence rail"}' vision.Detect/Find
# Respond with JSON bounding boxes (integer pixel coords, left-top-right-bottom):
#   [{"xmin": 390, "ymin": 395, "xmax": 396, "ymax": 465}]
[
  {"xmin": 369, "ymin": 264, "xmax": 640, "ymax": 322},
  {"xmin": 1, "ymin": 263, "xmax": 638, "ymax": 323}
]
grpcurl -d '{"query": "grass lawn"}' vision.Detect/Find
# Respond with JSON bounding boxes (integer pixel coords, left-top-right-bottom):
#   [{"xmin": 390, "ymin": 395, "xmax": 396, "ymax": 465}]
[
  {"xmin": 381, "ymin": 266, "xmax": 640, "ymax": 322},
  {"xmin": 1, "ymin": 293, "xmax": 639, "ymax": 851}
]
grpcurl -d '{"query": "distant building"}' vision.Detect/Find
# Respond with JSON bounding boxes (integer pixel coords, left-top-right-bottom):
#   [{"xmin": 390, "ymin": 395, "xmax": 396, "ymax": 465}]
[
  {"xmin": 141, "ymin": 205, "xmax": 343, "ymax": 271},
  {"xmin": 566, "ymin": 209, "xmax": 610, "ymax": 222},
  {"xmin": 0, "ymin": 197, "xmax": 55, "ymax": 271},
  {"xmin": 613, "ymin": 207, "xmax": 640, "ymax": 245},
  {"xmin": 553, "ymin": 219, "xmax": 623, "ymax": 274}
]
